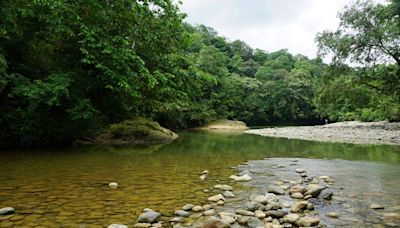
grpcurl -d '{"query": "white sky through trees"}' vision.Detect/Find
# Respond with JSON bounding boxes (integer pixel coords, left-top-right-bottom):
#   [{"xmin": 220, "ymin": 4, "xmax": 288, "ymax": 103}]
[{"xmin": 180, "ymin": 0, "xmax": 386, "ymax": 59}]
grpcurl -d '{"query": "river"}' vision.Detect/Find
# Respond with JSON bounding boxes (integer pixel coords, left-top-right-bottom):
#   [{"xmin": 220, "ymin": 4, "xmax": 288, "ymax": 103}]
[{"xmin": 0, "ymin": 130, "xmax": 399, "ymax": 227}]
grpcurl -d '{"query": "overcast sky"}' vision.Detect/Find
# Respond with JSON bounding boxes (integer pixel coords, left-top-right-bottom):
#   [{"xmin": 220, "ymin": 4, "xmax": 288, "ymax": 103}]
[{"xmin": 179, "ymin": 0, "xmax": 384, "ymax": 59}]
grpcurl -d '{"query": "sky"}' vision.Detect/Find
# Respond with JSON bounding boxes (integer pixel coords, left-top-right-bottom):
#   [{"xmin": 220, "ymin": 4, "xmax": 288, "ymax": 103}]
[{"xmin": 179, "ymin": 0, "xmax": 384, "ymax": 59}]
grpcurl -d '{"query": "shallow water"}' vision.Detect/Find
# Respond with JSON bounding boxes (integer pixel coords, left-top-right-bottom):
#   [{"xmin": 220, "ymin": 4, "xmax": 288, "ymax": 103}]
[{"xmin": 0, "ymin": 130, "xmax": 399, "ymax": 227}]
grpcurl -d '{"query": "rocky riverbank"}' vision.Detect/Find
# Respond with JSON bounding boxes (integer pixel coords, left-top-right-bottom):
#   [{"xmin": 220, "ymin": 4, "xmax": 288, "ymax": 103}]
[{"xmin": 246, "ymin": 121, "xmax": 400, "ymax": 146}]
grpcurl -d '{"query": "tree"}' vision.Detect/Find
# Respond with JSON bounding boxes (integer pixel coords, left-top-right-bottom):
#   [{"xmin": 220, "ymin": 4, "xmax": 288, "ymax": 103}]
[{"xmin": 316, "ymin": 0, "xmax": 400, "ymax": 67}]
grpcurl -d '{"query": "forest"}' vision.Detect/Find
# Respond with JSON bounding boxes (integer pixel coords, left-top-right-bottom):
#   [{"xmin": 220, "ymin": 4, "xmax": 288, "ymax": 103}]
[{"xmin": 0, "ymin": 0, "xmax": 399, "ymax": 147}]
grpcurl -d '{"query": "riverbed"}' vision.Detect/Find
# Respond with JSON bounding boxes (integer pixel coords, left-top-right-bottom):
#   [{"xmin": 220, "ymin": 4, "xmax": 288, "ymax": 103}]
[{"xmin": 0, "ymin": 131, "xmax": 399, "ymax": 227}]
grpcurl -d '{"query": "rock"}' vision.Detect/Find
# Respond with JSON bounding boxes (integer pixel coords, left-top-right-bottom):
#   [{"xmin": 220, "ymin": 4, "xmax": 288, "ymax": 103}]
[
  {"xmin": 175, "ymin": 210, "xmax": 190, "ymax": 217},
  {"xmin": 275, "ymin": 181, "xmax": 284, "ymax": 186},
  {"xmin": 217, "ymin": 200, "xmax": 224, "ymax": 205},
  {"xmin": 370, "ymin": 204, "xmax": 385, "ymax": 209},
  {"xmin": 306, "ymin": 202, "xmax": 314, "ymax": 210},
  {"xmin": 151, "ymin": 223, "xmax": 162, "ymax": 228},
  {"xmin": 304, "ymin": 184, "xmax": 327, "ymax": 198},
  {"xmin": 237, "ymin": 216, "xmax": 250, "ymax": 225},
  {"xmin": 109, "ymin": 182, "xmax": 118, "ymax": 189},
  {"xmin": 223, "ymin": 191, "xmax": 235, "ymax": 198},
  {"xmin": 267, "ymin": 186, "xmax": 285, "ymax": 195},
  {"xmin": 289, "ymin": 185, "xmax": 304, "ymax": 194},
  {"xmin": 208, "ymin": 194, "xmax": 225, "ymax": 202},
  {"xmin": 295, "ymin": 217, "xmax": 320, "ymax": 227},
  {"xmin": 265, "ymin": 193, "xmax": 279, "ymax": 203},
  {"xmin": 264, "ymin": 216, "xmax": 273, "ymax": 222},
  {"xmin": 290, "ymin": 193, "xmax": 303, "ymax": 199},
  {"xmin": 300, "ymin": 173, "xmax": 307, "ymax": 177},
  {"xmin": 320, "ymin": 175, "xmax": 335, "ymax": 183},
  {"xmin": 265, "ymin": 202, "xmax": 282, "ymax": 211},
  {"xmin": 203, "ymin": 209, "xmax": 216, "ymax": 216},
  {"xmin": 203, "ymin": 189, "xmax": 209, "ymax": 192},
  {"xmin": 247, "ymin": 217, "xmax": 264, "ymax": 228},
  {"xmin": 283, "ymin": 214, "xmax": 300, "ymax": 223},
  {"xmin": 326, "ymin": 212, "xmax": 339, "ymax": 218},
  {"xmin": 253, "ymin": 195, "xmax": 268, "ymax": 204},
  {"xmin": 134, "ymin": 223, "xmax": 152, "ymax": 228},
  {"xmin": 234, "ymin": 174, "xmax": 252, "ymax": 182},
  {"xmin": 143, "ymin": 208, "xmax": 153, "ymax": 212},
  {"xmin": 255, "ymin": 210, "xmax": 266, "ymax": 219},
  {"xmin": 291, "ymin": 201, "xmax": 308, "ymax": 213},
  {"xmin": 203, "ymin": 204, "xmax": 212, "ymax": 211},
  {"xmin": 295, "ymin": 169, "xmax": 305, "ymax": 173},
  {"xmin": 192, "ymin": 206, "xmax": 203, "ymax": 212},
  {"xmin": 246, "ymin": 201, "xmax": 263, "ymax": 211},
  {"xmin": 214, "ymin": 184, "xmax": 233, "ymax": 191},
  {"xmin": 304, "ymin": 195, "xmax": 312, "ymax": 200},
  {"xmin": 220, "ymin": 214, "xmax": 236, "ymax": 224},
  {"xmin": 169, "ymin": 217, "xmax": 183, "ymax": 223},
  {"xmin": 182, "ymin": 204, "xmax": 194, "ymax": 211},
  {"xmin": 265, "ymin": 210, "xmax": 286, "ymax": 218},
  {"xmin": 138, "ymin": 210, "xmax": 161, "ymax": 223},
  {"xmin": 319, "ymin": 189, "xmax": 334, "ymax": 200},
  {"xmin": 85, "ymin": 117, "xmax": 178, "ymax": 146},
  {"xmin": 229, "ymin": 175, "xmax": 239, "ymax": 180},
  {"xmin": 200, "ymin": 119, "xmax": 249, "ymax": 130},
  {"xmin": 236, "ymin": 209, "xmax": 255, "ymax": 216},
  {"xmin": 202, "ymin": 170, "xmax": 209, "ymax": 174},
  {"xmin": 0, "ymin": 207, "xmax": 14, "ymax": 216},
  {"xmin": 108, "ymin": 225, "xmax": 128, "ymax": 228},
  {"xmin": 199, "ymin": 174, "xmax": 207, "ymax": 180}
]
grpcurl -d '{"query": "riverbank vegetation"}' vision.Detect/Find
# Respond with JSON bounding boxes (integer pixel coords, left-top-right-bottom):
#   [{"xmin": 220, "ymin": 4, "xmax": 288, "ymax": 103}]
[{"xmin": 0, "ymin": 0, "xmax": 398, "ymax": 147}]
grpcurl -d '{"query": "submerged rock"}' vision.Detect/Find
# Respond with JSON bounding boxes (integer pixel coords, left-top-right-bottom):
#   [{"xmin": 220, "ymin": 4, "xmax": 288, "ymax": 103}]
[
  {"xmin": 234, "ymin": 174, "xmax": 252, "ymax": 182},
  {"xmin": 108, "ymin": 225, "xmax": 128, "ymax": 228},
  {"xmin": 0, "ymin": 207, "xmax": 14, "ymax": 215},
  {"xmin": 283, "ymin": 213, "xmax": 300, "ymax": 223},
  {"xmin": 109, "ymin": 182, "xmax": 118, "ymax": 189},
  {"xmin": 214, "ymin": 184, "xmax": 233, "ymax": 191},
  {"xmin": 82, "ymin": 117, "xmax": 178, "ymax": 146},
  {"xmin": 267, "ymin": 186, "xmax": 285, "ymax": 195},
  {"xmin": 138, "ymin": 210, "xmax": 161, "ymax": 223},
  {"xmin": 247, "ymin": 217, "xmax": 264, "ymax": 228},
  {"xmin": 175, "ymin": 210, "xmax": 190, "ymax": 217},
  {"xmin": 182, "ymin": 204, "xmax": 194, "ymax": 211},
  {"xmin": 304, "ymin": 184, "xmax": 327, "ymax": 198},
  {"xmin": 223, "ymin": 191, "xmax": 235, "ymax": 198},
  {"xmin": 208, "ymin": 194, "xmax": 225, "ymax": 202}
]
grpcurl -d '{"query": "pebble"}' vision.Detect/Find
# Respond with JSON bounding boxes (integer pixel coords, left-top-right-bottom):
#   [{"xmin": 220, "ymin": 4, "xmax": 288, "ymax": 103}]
[
  {"xmin": 326, "ymin": 212, "xmax": 339, "ymax": 218},
  {"xmin": 370, "ymin": 204, "xmax": 385, "ymax": 209},
  {"xmin": 109, "ymin": 182, "xmax": 118, "ymax": 189}
]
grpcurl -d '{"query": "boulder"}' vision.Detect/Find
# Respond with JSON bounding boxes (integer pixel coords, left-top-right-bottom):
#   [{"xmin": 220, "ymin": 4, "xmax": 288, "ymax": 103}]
[
  {"xmin": 83, "ymin": 117, "xmax": 178, "ymax": 146},
  {"xmin": 138, "ymin": 210, "xmax": 161, "ymax": 223}
]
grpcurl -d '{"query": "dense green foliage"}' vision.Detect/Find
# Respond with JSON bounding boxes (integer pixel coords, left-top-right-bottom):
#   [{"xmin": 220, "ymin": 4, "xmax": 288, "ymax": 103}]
[{"xmin": 0, "ymin": 0, "xmax": 398, "ymax": 147}]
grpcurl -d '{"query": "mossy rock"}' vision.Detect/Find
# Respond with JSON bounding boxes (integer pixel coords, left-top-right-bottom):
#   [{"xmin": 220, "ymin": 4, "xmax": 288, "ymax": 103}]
[{"xmin": 83, "ymin": 117, "xmax": 178, "ymax": 146}]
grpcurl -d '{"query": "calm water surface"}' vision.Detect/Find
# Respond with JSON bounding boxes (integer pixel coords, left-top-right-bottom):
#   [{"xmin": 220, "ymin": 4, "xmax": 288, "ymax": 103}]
[{"xmin": 0, "ymin": 131, "xmax": 399, "ymax": 227}]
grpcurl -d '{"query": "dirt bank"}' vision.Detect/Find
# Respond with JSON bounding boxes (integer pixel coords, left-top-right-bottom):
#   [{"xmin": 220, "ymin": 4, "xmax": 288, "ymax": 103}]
[{"xmin": 246, "ymin": 121, "xmax": 400, "ymax": 146}]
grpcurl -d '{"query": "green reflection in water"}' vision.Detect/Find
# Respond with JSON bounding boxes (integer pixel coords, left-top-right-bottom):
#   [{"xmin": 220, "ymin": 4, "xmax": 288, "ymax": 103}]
[{"xmin": 0, "ymin": 131, "xmax": 398, "ymax": 227}]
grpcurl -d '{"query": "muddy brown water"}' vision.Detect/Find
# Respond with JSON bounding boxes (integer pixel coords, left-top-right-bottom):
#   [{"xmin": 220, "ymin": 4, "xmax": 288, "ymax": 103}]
[{"xmin": 0, "ymin": 130, "xmax": 399, "ymax": 227}]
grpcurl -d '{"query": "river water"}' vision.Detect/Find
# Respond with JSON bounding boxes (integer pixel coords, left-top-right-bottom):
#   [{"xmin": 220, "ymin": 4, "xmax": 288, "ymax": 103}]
[{"xmin": 0, "ymin": 131, "xmax": 399, "ymax": 227}]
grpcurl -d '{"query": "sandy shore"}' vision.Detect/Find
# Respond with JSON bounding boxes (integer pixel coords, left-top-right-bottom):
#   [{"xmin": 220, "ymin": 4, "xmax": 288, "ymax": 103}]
[{"xmin": 246, "ymin": 121, "xmax": 400, "ymax": 146}]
